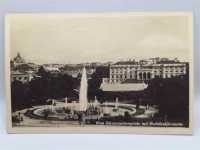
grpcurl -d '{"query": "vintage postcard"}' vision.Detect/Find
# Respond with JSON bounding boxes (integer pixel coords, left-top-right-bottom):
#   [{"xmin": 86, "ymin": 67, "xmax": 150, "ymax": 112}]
[{"xmin": 5, "ymin": 12, "xmax": 193, "ymax": 134}]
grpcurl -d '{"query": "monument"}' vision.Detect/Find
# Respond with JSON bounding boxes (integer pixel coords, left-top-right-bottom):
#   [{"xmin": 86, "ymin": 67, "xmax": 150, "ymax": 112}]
[{"xmin": 79, "ymin": 67, "xmax": 88, "ymax": 111}]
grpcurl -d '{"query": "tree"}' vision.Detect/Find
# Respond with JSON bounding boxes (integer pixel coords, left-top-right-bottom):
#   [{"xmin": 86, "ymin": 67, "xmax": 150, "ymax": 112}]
[
  {"xmin": 146, "ymin": 75, "xmax": 189, "ymax": 126},
  {"xmin": 11, "ymin": 80, "xmax": 32, "ymax": 111},
  {"xmin": 37, "ymin": 66, "xmax": 48, "ymax": 77},
  {"xmin": 124, "ymin": 111, "xmax": 131, "ymax": 122},
  {"xmin": 29, "ymin": 71, "xmax": 79, "ymax": 102},
  {"xmin": 88, "ymin": 66, "xmax": 109, "ymax": 100}
]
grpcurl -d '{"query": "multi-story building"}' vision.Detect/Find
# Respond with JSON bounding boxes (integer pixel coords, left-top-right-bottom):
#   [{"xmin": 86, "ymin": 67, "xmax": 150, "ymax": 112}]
[
  {"xmin": 12, "ymin": 52, "xmax": 26, "ymax": 67},
  {"xmin": 102, "ymin": 58, "xmax": 187, "ymax": 84},
  {"xmin": 11, "ymin": 52, "xmax": 40, "ymax": 73},
  {"xmin": 11, "ymin": 53, "xmax": 41, "ymax": 83},
  {"xmin": 11, "ymin": 70, "xmax": 34, "ymax": 83}
]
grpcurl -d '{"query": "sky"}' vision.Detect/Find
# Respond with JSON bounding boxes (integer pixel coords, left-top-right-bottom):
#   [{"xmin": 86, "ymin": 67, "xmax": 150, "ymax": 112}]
[{"xmin": 8, "ymin": 13, "xmax": 193, "ymax": 64}]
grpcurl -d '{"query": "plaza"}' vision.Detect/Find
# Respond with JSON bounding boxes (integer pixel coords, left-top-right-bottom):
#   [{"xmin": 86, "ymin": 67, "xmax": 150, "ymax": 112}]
[{"xmin": 12, "ymin": 67, "xmax": 158, "ymax": 127}]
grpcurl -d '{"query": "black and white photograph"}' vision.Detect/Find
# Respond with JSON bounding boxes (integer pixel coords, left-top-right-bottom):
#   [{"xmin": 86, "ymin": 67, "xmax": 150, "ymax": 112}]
[{"xmin": 5, "ymin": 13, "xmax": 193, "ymax": 134}]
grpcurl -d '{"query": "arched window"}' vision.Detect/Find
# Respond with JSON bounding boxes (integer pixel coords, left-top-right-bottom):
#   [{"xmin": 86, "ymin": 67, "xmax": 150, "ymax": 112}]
[
  {"xmin": 143, "ymin": 72, "xmax": 146, "ymax": 80},
  {"xmin": 147, "ymin": 72, "xmax": 151, "ymax": 79},
  {"xmin": 139, "ymin": 73, "xmax": 142, "ymax": 80}
]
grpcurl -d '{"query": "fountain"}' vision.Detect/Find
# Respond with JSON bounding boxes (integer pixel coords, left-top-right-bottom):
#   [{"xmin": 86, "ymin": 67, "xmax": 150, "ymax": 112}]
[
  {"xmin": 65, "ymin": 97, "xmax": 68, "ymax": 104},
  {"xmin": 51, "ymin": 99, "xmax": 55, "ymax": 112},
  {"xmin": 93, "ymin": 96, "xmax": 99, "ymax": 108},
  {"xmin": 25, "ymin": 67, "xmax": 158, "ymax": 124},
  {"xmin": 79, "ymin": 67, "xmax": 88, "ymax": 111},
  {"xmin": 115, "ymin": 97, "xmax": 119, "ymax": 109}
]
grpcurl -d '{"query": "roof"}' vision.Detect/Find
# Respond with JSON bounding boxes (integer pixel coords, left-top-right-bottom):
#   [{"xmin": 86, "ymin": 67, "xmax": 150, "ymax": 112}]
[
  {"xmin": 157, "ymin": 61, "xmax": 181, "ymax": 64},
  {"xmin": 114, "ymin": 61, "xmax": 137, "ymax": 65},
  {"xmin": 122, "ymin": 79, "xmax": 144, "ymax": 83},
  {"xmin": 100, "ymin": 82, "xmax": 148, "ymax": 92},
  {"xmin": 11, "ymin": 70, "xmax": 27, "ymax": 75},
  {"xmin": 44, "ymin": 67, "xmax": 60, "ymax": 71}
]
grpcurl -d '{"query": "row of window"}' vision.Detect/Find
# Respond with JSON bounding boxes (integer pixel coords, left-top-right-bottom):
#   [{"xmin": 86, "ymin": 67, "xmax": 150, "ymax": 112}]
[
  {"xmin": 110, "ymin": 73, "xmax": 185, "ymax": 80},
  {"xmin": 164, "ymin": 74, "xmax": 181, "ymax": 78},
  {"xmin": 111, "ymin": 70, "xmax": 185, "ymax": 78},
  {"xmin": 12, "ymin": 76, "xmax": 28, "ymax": 81},
  {"xmin": 109, "ymin": 74, "xmax": 184, "ymax": 82},
  {"xmin": 110, "ymin": 69, "xmax": 185, "ymax": 74},
  {"xmin": 110, "ymin": 79, "xmax": 124, "ymax": 83},
  {"xmin": 110, "ymin": 66, "xmax": 186, "ymax": 72},
  {"xmin": 165, "ymin": 70, "xmax": 185, "ymax": 73},
  {"xmin": 163, "ymin": 66, "xmax": 186, "ymax": 69},
  {"xmin": 110, "ymin": 71, "xmax": 134, "ymax": 74},
  {"xmin": 111, "ymin": 74, "xmax": 137, "ymax": 79}
]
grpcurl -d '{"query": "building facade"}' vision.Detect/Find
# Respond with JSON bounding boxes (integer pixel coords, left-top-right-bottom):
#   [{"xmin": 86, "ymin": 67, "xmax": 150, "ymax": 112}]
[
  {"xmin": 103, "ymin": 58, "xmax": 187, "ymax": 84},
  {"xmin": 11, "ymin": 71, "xmax": 34, "ymax": 83},
  {"xmin": 12, "ymin": 52, "xmax": 26, "ymax": 67}
]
